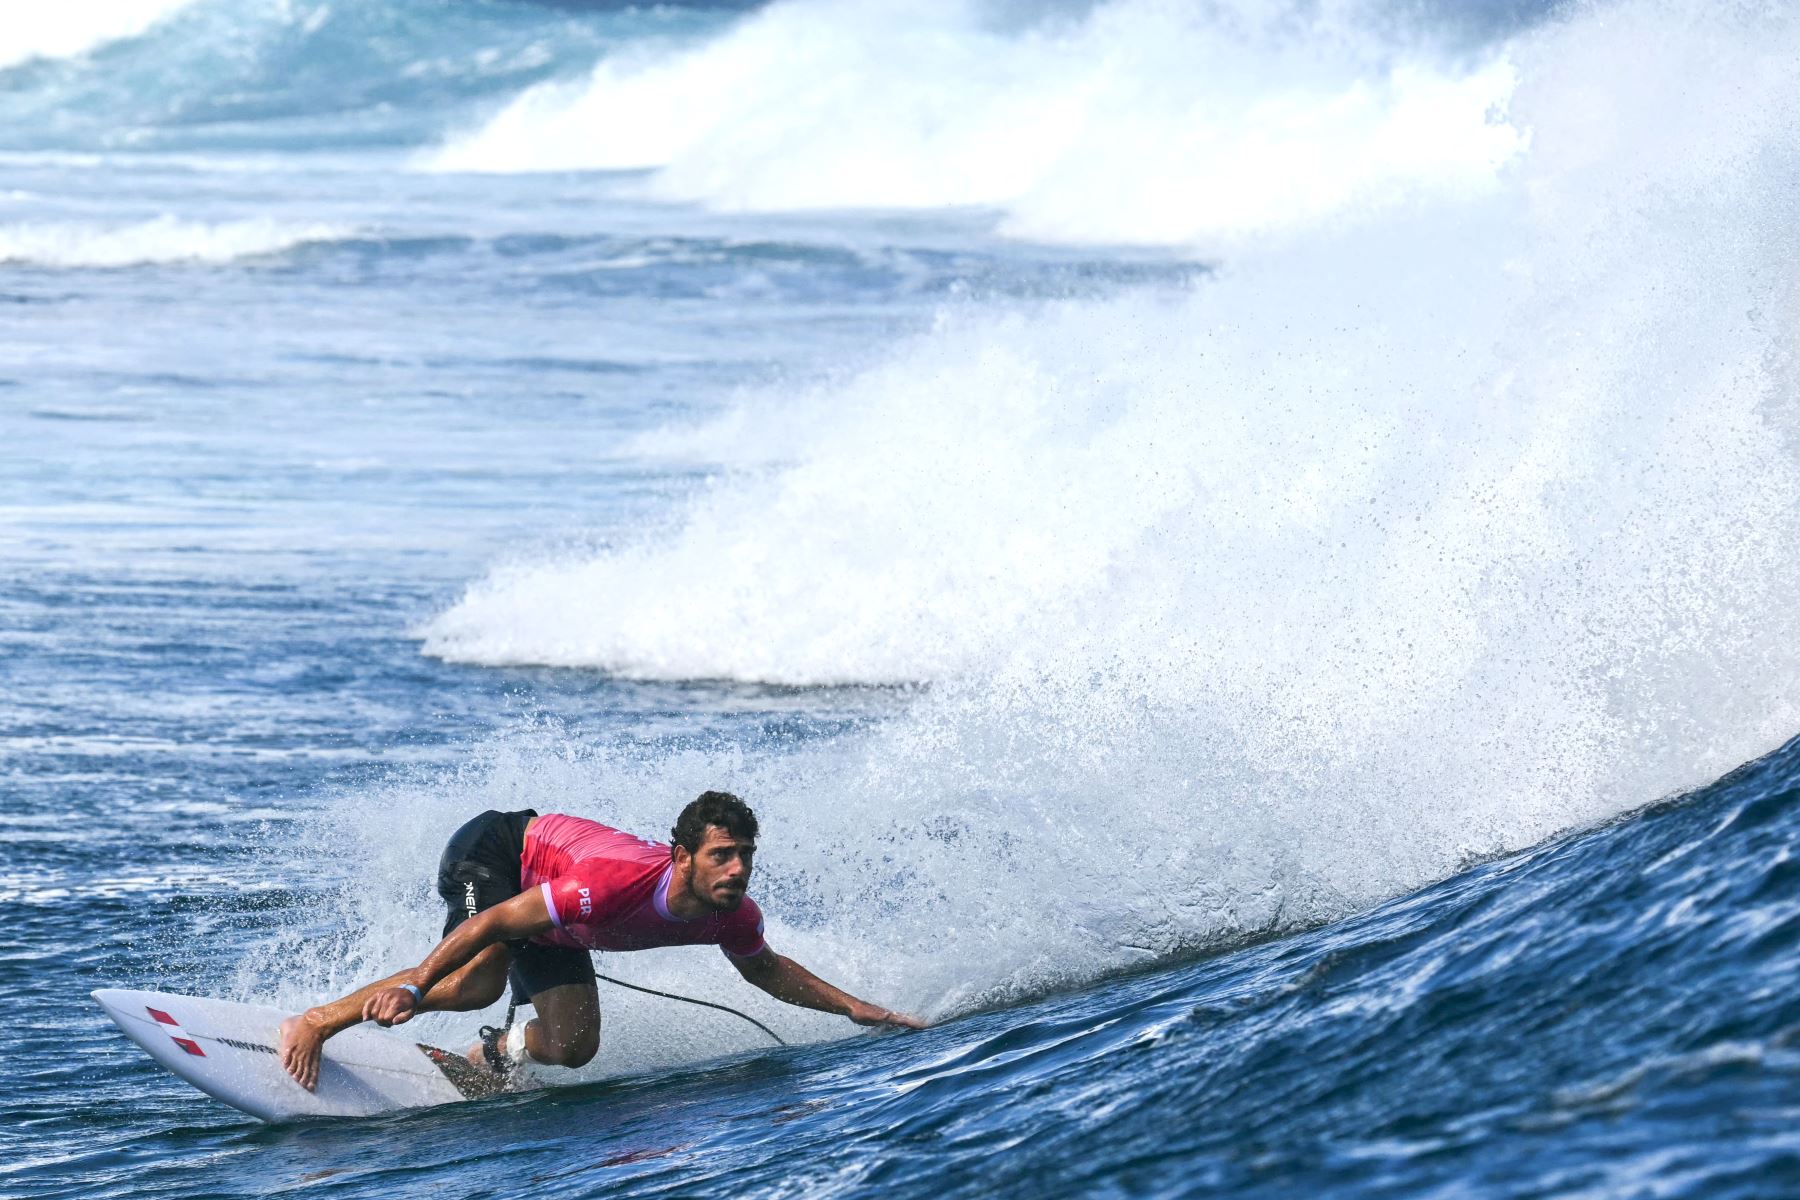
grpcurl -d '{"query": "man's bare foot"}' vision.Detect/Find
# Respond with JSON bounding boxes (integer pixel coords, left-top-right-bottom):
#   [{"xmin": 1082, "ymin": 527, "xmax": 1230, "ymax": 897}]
[
  {"xmin": 464, "ymin": 1041, "xmax": 508, "ymax": 1080},
  {"xmin": 278, "ymin": 1012, "xmax": 326, "ymax": 1091}
]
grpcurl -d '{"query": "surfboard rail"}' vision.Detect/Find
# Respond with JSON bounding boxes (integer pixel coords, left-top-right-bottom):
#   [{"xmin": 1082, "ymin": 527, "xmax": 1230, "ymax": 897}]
[{"xmin": 92, "ymin": 987, "xmax": 500, "ymax": 1122}]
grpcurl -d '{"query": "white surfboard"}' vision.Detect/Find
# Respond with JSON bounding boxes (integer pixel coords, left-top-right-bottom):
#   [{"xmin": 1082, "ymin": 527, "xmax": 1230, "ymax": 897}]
[{"xmin": 92, "ymin": 988, "xmax": 504, "ymax": 1122}]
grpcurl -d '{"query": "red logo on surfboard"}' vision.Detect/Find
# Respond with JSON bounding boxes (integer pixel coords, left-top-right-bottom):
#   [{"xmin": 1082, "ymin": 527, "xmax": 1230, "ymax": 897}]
[{"xmin": 146, "ymin": 1005, "xmax": 207, "ymax": 1057}]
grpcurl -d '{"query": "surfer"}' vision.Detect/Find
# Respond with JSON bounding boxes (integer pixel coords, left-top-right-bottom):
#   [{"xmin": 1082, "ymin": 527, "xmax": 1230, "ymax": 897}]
[{"xmin": 277, "ymin": 791, "xmax": 923, "ymax": 1090}]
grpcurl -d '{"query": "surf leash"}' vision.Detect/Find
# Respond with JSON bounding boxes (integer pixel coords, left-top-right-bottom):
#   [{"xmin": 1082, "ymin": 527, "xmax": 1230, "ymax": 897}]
[
  {"xmin": 503, "ymin": 978, "xmax": 788, "ymax": 1047},
  {"xmin": 593, "ymin": 973, "xmax": 787, "ymax": 1046}
]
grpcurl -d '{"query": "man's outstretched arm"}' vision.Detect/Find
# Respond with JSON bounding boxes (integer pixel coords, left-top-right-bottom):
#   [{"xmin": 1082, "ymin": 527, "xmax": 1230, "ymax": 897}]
[
  {"xmin": 280, "ymin": 887, "xmax": 558, "ymax": 1090},
  {"xmin": 731, "ymin": 949, "xmax": 925, "ymax": 1029},
  {"xmin": 363, "ymin": 887, "xmax": 556, "ymax": 1027}
]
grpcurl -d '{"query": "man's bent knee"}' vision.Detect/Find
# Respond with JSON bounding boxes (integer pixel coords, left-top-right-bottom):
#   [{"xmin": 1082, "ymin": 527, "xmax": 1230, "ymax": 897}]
[
  {"xmin": 548, "ymin": 1040, "xmax": 597, "ymax": 1069},
  {"xmin": 528, "ymin": 1020, "xmax": 599, "ymax": 1068}
]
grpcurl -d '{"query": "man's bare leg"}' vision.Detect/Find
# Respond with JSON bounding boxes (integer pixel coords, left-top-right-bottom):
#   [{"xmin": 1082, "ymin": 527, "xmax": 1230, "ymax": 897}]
[
  {"xmin": 278, "ymin": 944, "xmax": 510, "ymax": 1090},
  {"xmin": 477, "ymin": 981, "xmax": 601, "ymax": 1071}
]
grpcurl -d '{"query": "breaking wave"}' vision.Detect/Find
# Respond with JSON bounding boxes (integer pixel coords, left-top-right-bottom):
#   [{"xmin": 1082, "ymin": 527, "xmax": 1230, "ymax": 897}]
[
  {"xmin": 427, "ymin": 0, "xmax": 1527, "ymax": 247},
  {"xmin": 412, "ymin": 0, "xmax": 1800, "ymax": 1017}
]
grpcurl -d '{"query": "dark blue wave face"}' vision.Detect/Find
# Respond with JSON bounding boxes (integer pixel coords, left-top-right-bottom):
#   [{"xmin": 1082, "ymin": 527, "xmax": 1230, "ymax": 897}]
[{"xmin": 17, "ymin": 733, "xmax": 1800, "ymax": 1197}]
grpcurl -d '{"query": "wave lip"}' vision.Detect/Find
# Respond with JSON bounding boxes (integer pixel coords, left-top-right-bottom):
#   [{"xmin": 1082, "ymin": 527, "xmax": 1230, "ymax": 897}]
[
  {"xmin": 0, "ymin": 0, "xmax": 197, "ymax": 71},
  {"xmin": 0, "ymin": 216, "xmax": 352, "ymax": 267}
]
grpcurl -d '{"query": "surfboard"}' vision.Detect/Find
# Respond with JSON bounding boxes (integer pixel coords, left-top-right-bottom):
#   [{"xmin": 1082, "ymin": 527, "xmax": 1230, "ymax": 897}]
[{"xmin": 92, "ymin": 988, "xmax": 504, "ymax": 1122}]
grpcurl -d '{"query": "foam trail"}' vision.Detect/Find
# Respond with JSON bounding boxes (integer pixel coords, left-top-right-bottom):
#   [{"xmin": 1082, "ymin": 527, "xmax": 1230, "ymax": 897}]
[
  {"xmin": 0, "ymin": 216, "xmax": 351, "ymax": 266},
  {"xmin": 426, "ymin": 0, "xmax": 1524, "ymax": 247},
  {"xmin": 0, "ymin": 0, "xmax": 196, "ymax": 70}
]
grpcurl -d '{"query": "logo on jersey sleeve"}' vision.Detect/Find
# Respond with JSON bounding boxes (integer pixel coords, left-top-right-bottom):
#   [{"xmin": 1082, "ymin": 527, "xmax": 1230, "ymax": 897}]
[{"xmin": 578, "ymin": 886, "xmax": 592, "ymax": 917}]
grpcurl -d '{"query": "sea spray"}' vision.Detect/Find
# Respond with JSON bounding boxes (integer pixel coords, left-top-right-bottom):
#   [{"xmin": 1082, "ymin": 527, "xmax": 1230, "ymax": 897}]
[
  {"xmin": 403, "ymin": 0, "xmax": 1800, "ymax": 1054},
  {"xmin": 425, "ymin": 0, "xmax": 1526, "ymax": 248}
]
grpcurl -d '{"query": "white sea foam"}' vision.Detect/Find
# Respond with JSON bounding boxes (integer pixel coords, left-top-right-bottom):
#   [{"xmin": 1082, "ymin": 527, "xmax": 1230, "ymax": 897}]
[
  {"xmin": 282, "ymin": 0, "xmax": 1800, "ymax": 1072},
  {"xmin": 0, "ymin": 0, "xmax": 197, "ymax": 71},
  {"xmin": 426, "ymin": 0, "xmax": 1523, "ymax": 248},
  {"xmin": 0, "ymin": 216, "xmax": 350, "ymax": 266}
]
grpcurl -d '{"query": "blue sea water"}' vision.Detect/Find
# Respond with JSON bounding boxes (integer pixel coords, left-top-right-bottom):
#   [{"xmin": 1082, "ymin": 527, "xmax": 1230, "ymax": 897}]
[{"xmin": 6, "ymin": 0, "xmax": 1800, "ymax": 1196}]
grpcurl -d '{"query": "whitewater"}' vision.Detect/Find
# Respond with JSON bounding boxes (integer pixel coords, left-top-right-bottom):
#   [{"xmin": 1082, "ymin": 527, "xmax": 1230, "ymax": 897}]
[{"xmin": 5, "ymin": 0, "xmax": 1800, "ymax": 1196}]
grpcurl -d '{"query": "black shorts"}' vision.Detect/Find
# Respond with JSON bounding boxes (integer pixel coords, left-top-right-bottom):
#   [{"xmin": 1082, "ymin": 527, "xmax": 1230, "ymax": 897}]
[{"xmin": 437, "ymin": 808, "xmax": 594, "ymax": 1005}]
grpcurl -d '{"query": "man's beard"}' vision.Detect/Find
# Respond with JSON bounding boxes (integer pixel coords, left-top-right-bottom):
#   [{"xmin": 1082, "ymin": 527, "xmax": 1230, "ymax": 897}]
[{"xmin": 691, "ymin": 878, "xmax": 745, "ymax": 912}]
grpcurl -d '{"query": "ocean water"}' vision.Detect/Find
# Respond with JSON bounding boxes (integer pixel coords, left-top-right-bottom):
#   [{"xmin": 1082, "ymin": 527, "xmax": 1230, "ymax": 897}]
[{"xmin": 5, "ymin": 0, "xmax": 1800, "ymax": 1196}]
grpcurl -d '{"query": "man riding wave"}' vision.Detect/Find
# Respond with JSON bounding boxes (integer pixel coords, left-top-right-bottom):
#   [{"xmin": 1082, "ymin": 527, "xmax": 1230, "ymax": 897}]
[{"xmin": 278, "ymin": 791, "xmax": 923, "ymax": 1089}]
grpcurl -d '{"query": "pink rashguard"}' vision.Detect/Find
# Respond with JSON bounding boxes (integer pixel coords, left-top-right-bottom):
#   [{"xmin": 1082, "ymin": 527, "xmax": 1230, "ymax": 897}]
[{"xmin": 519, "ymin": 813, "xmax": 767, "ymax": 959}]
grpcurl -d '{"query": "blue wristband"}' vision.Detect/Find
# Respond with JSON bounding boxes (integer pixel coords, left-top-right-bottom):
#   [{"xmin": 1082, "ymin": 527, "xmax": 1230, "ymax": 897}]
[{"xmin": 399, "ymin": 983, "xmax": 423, "ymax": 1004}]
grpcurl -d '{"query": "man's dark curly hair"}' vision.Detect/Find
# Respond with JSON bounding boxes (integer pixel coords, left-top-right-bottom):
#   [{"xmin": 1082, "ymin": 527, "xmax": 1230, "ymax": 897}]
[{"xmin": 671, "ymin": 790, "xmax": 759, "ymax": 855}]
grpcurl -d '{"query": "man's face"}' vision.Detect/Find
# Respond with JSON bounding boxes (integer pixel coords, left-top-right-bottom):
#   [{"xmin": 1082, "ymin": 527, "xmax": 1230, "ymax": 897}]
[{"xmin": 684, "ymin": 824, "xmax": 756, "ymax": 911}]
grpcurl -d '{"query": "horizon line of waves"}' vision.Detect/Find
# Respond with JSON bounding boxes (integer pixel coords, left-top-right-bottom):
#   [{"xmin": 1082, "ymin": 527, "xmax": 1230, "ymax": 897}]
[
  {"xmin": 0, "ymin": 215, "xmax": 1204, "ymax": 287},
  {"xmin": 0, "ymin": 215, "xmax": 355, "ymax": 267}
]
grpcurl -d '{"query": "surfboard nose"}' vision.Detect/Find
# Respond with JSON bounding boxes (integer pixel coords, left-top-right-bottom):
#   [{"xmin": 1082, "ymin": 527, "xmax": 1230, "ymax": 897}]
[
  {"xmin": 92, "ymin": 988, "xmax": 134, "ymax": 1019},
  {"xmin": 90, "ymin": 987, "xmax": 478, "ymax": 1121}
]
